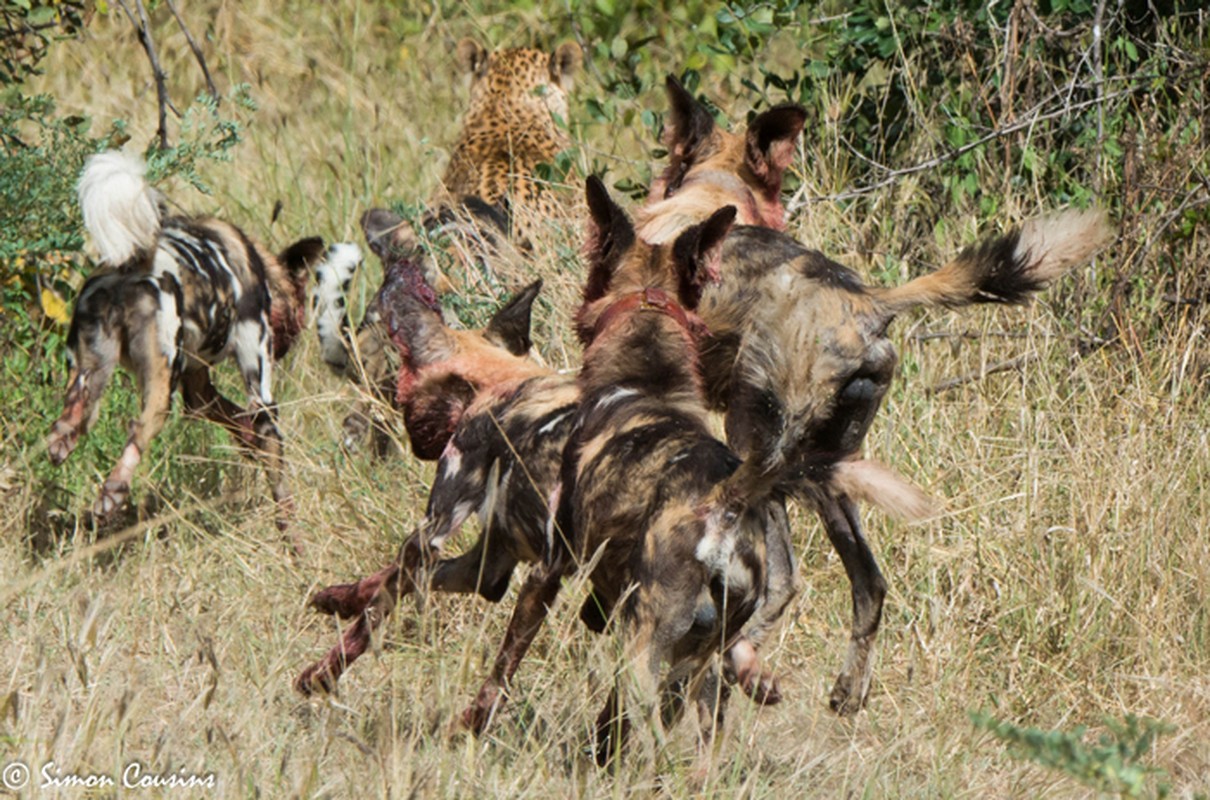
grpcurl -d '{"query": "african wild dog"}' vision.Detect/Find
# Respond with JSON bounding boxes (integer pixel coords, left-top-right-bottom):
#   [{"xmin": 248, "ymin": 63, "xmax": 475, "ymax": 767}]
[
  {"xmin": 296, "ymin": 248, "xmax": 561, "ymax": 695},
  {"xmin": 46, "ymin": 150, "xmax": 331, "ymax": 538},
  {"xmin": 461, "ymin": 178, "xmax": 931, "ymax": 763},
  {"xmin": 638, "ymin": 80, "xmax": 1116, "ymax": 714},
  {"xmin": 294, "ymin": 185, "xmax": 813, "ymax": 723}
]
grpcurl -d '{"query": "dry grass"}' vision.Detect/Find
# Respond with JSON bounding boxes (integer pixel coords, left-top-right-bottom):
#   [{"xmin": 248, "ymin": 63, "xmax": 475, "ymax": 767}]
[{"xmin": 2, "ymin": 3, "xmax": 1208, "ymax": 797}]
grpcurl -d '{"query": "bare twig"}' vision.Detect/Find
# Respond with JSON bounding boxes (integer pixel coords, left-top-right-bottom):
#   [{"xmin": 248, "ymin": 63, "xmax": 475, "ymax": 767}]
[
  {"xmin": 790, "ymin": 86, "xmax": 1135, "ymax": 208},
  {"xmin": 115, "ymin": 0, "xmax": 178, "ymax": 149},
  {"xmin": 927, "ymin": 353, "xmax": 1037, "ymax": 395},
  {"xmin": 165, "ymin": 0, "xmax": 218, "ymax": 103},
  {"xmin": 912, "ymin": 330, "xmax": 1030, "ymax": 343}
]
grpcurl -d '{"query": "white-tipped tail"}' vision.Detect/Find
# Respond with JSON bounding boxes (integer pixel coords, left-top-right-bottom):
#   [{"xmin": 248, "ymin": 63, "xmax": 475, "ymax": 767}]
[
  {"xmin": 313, "ymin": 243, "xmax": 363, "ymax": 373},
  {"xmin": 1015, "ymin": 208, "xmax": 1115, "ymax": 285},
  {"xmin": 78, "ymin": 150, "xmax": 162, "ymax": 266},
  {"xmin": 832, "ymin": 459, "xmax": 937, "ymax": 521}
]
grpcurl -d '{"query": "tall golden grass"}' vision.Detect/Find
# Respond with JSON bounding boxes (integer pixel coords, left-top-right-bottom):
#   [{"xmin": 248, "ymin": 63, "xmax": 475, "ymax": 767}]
[{"xmin": 1, "ymin": 2, "xmax": 1207, "ymax": 797}]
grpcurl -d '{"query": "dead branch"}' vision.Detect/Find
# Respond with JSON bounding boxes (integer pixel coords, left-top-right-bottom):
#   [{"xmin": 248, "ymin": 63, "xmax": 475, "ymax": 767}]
[
  {"xmin": 165, "ymin": 0, "xmax": 217, "ymax": 103},
  {"xmin": 115, "ymin": 0, "xmax": 178, "ymax": 150},
  {"xmin": 927, "ymin": 353, "xmax": 1037, "ymax": 395}
]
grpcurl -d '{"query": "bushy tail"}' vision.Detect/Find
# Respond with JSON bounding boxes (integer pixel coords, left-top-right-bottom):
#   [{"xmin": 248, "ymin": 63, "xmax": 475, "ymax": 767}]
[
  {"xmin": 78, "ymin": 150, "xmax": 163, "ymax": 267},
  {"xmin": 312, "ymin": 243, "xmax": 363, "ymax": 374},
  {"xmin": 716, "ymin": 455, "xmax": 936, "ymax": 523},
  {"xmin": 876, "ymin": 209, "xmax": 1114, "ymax": 314}
]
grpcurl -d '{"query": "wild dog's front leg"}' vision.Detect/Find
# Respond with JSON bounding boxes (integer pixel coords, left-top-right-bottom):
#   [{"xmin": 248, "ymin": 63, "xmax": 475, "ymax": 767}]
[
  {"xmin": 180, "ymin": 369, "xmax": 258, "ymax": 449},
  {"xmin": 595, "ymin": 616, "xmax": 667, "ymax": 768},
  {"xmin": 463, "ymin": 559, "xmax": 565, "ymax": 734},
  {"xmin": 231, "ymin": 317, "xmax": 293, "ymax": 535},
  {"xmin": 818, "ymin": 494, "xmax": 887, "ymax": 715},
  {"xmin": 295, "ymin": 558, "xmax": 411, "ymax": 696}
]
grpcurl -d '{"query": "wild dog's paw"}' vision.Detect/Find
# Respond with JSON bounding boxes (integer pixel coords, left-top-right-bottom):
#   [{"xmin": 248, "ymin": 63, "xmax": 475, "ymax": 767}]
[
  {"xmin": 309, "ymin": 582, "xmax": 370, "ymax": 619},
  {"xmin": 461, "ymin": 684, "xmax": 503, "ymax": 735},
  {"xmin": 828, "ymin": 666, "xmax": 872, "ymax": 716},
  {"xmin": 295, "ymin": 662, "xmax": 337, "ymax": 697},
  {"xmin": 46, "ymin": 423, "xmax": 80, "ymax": 466},
  {"xmin": 739, "ymin": 667, "xmax": 783, "ymax": 706},
  {"xmin": 93, "ymin": 479, "xmax": 130, "ymax": 520}
]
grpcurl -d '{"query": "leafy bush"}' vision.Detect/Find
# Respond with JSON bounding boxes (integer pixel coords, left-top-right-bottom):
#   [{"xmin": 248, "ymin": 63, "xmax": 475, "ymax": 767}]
[{"xmin": 972, "ymin": 711, "xmax": 1179, "ymax": 798}]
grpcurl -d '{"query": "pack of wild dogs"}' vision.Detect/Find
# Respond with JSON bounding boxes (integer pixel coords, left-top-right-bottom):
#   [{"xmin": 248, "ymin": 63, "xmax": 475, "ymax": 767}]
[{"xmin": 48, "ymin": 41, "xmax": 1114, "ymax": 763}]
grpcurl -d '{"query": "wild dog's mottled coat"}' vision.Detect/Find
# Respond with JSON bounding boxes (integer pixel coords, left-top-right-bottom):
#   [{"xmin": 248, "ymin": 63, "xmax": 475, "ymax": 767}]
[{"xmin": 47, "ymin": 152, "xmax": 327, "ymax": 535}]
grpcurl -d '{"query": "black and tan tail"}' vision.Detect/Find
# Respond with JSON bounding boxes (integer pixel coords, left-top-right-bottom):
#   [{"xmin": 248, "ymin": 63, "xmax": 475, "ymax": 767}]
[
  {"xmin": 716, "ymin": 454, "xmax": 936, "ymax": 524},
  {"xmin": 876, "ymin": 209, "xmax": 1114, "ymax": 315}
]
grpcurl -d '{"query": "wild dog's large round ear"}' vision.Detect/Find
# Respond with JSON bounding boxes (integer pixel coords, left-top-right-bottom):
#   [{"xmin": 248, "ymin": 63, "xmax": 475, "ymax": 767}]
[
  {"xmin": 484, "ymin": 279, "xmax": 543, "ymax": 356},
  {"xmin": 456, "ymin": 38, "xmax": 490, "ymax": 77},
  {"xmin": 549, "ymin": 42, "xmax": 582, "ymax": 89},
  {"xmin": 278, "ymin": 236, "xmax": 326, "ymax": 276},
  {"xmin": 583, "ymin": 175, "xmax": 635, "ymax": 303},
  {"xmin": 672, "ymin": 205, "xmax": 736, "ymax": 308},
  {"xmin": 664, "ymin": 75, "xmax": 717, "ymax": 162},
  {"xmin": 745, "ymin": 104, "xmax": 807, "ymax": 192}
]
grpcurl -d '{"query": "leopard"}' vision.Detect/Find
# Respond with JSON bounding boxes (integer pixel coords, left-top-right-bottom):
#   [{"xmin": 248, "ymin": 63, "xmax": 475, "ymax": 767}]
[
  {"xmin": 320, "ymin": 39, "xmax": 582, "ymax": 454},
  {"xmin": 438, "ymin": 38, "xmax": 582, "ymax": 244}
]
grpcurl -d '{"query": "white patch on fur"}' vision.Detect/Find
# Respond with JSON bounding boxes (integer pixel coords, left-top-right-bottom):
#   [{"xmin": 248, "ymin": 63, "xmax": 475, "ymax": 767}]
[
  {"xmin": 78, "ymin": 151, "xmax": 162, "ymax": 266},
  {"xmin": 594, "ymin": 387, "xmax": 638, "ymax": 410},
  {"xmin": 154, "ymin": 285, "xmax": 181, "ymax": 362},
  {"xmin": 695, "ymin": 508, "xmax": 752, "ymax": 594},
  {"xmin": 1016, "ymin": 209, "xmax": 1114, "ymax": 284},
  {"xmin": 312, "ymin": 243, "xmax": 363, "ymax": 371},
  {"xmin": 232, "ymin": 317, "xmax": 273, "ymax": 403},
  {"xmin": 537, "ymin": 410, "xmax": 573, "ymax": 435},
  {"xmin": 477, "ymin": 460, "xmax": 502, "ymax": 527},
  {"xmin": 441, "ymin": 443, "xmax": 463, "ymax": 479},
  {"xmin": 831, "ymin": 460, "xmax": 937, "ymax": 521}
]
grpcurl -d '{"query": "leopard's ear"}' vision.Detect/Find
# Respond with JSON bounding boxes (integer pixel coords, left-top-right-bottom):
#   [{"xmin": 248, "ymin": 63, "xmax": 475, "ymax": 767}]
[
  {"xmin": 456, "ymin": 38, "xmax": 490, "ymax": 77},
  {"xmin": 549, "ymin": 42, "xmax": 582, "ymax": 89}
]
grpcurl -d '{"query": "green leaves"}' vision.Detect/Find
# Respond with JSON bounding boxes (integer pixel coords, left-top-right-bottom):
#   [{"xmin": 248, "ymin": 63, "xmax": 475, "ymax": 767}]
[{"xmin": 971, "ymin": 711, "xmax": 1175, "ymax": 797}]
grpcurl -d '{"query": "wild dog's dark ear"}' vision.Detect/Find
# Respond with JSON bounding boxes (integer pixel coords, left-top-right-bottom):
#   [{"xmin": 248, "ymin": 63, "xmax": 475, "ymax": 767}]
[
  {"xmin": 672, "ymin": 205, "xmax": 736, "ymax": 308},
  {"xmin": 664, "ymin": 75, "xmax": 717, "ymax": 161},
  {"xmin": 278, "ymin": 237, "xmax": 326, "ymax": 276},
  {"xmin": 456, "ymin": 38, "xmax": 490, "ymax": 77},
  {"xmin": 549, "ymin": 42, "xmax": 581, "ymax": 88},
  {"xmin": 745, "ymin": 104, "xmax": 806, "ymax": 193},
  {"xmin": 583, "ymin": 175, "xmax": 635, "ymax": 303},
  {"xmin": 484, "ymin": 279, "xmax": 542, "ymax": 356},
  {"xmin": 361, "ymin": 208, "xmax": 410, "ymax": 261}
]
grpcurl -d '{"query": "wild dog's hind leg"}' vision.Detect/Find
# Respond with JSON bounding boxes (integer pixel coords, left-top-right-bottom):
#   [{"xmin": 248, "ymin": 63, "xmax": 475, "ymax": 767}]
[
  {"xmin": 47, "ymin": 283, "xmax": 124, "ymax": 466},
  {"xmin": 95, "ymin": 302, "xmax": 175, "ymax": 521},
  {"xmin": 47, "ymin": 354, "xmax": 118, "ymax": 468},
  {"xmin": 818, "ymin": 493, "xmax": 887, "ymax": 715},
  {"xmin": 296, "ymin": 499, "xmax": 481, "ymax": 695},
  {"xmin": 720, "ymin": 497, "xmax": 793, "ymax": 705}
]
